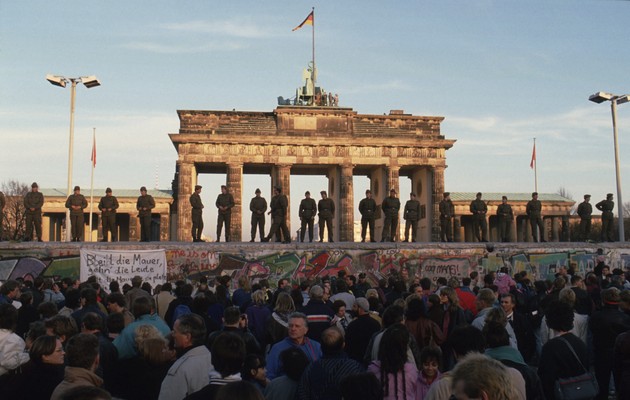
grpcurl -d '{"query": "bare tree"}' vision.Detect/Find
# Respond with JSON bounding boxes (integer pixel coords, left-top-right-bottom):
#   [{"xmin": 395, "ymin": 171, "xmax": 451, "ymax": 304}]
[
  {"xmin": 557, "ymin": 186, "xmax": 577, "ymax": 215},
  {"xmin": 1, "ymin": 180, "xmax": 29, "ymax": 241},
  {"xmin": 624, "ymin": 201, "xmax": 630, "ymax": 218}
]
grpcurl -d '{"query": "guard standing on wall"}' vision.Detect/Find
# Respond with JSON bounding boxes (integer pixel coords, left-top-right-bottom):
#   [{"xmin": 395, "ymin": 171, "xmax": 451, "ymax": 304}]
[
  {"xmin": 0, "ymin": 190, "xmax": 5, "ymax": 241},
  {"xmin": 318, "ymin": 191, "xmax": 335, "ymax": 242},
  {"xmin": 403, "ymin": 193, "xmax": 420, "ymax": 242},
  {"xmin": 359, "ymin": 189, "xmax": 377, "ymax": 242},
  {"xmin": 24, "ymin": 182, "xmax": 44, "ymax": 242},
  {"xmin": 577, "ymin": 194, "xmax": 592, "ymax": 242},
  {"xmin": 137, "ymin": 186, "xmax": 155, "ymax": 242},
  {"xmin": 65, "ymin": 186, "xmax": 87, "ymax": 242},
  {"xmin": 98, "ymin": 187, "xmax": 119, "ymax": 242},
  {"xmin": 215, "ymin": 185, "xmax": 234, "ymax": 242},
  {"xmin": 439, "ymin": 192, "xmax": 454, "ymax": 242},
  {"xmin": 596, "ymin": 193, "xmax": 615, "ymax": 242},
  {"xmin": 263, "ymin": 186, "xmax": 290, "ymax": 243},
  {"xmin": 249, "ymin": 188, "xmax": 267, "ymax": 242},
  {"xmin": 496, "ymin": 196, "xmax": 513, "ymax": 242},
  {"xmin": 299, "ymin": 191, "xmax": 317, "ymax": 242},
  {"xmin": 381, "ymin": 188, "xmax": 400, "ymax": 242},
  {"xmin": 526, "ymin": 192, "xmax": 545, "ymax": 242},
  {"xmin": 470, "ymin": 192, "xmax": 488, "ymax": 242},
  {"xmin": 190, "ymin": 185, "xmax": 204, "ymax": 242}
]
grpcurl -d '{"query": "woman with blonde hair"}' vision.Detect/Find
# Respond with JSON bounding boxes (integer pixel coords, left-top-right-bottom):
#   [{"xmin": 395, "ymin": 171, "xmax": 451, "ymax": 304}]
[
  {"xmin": 246, "ymin": 289, "xmax": 272, "ymax": 348},
  {"xmin": 265, "ymin": 292, "xmax": 295, "ymax": 347}
]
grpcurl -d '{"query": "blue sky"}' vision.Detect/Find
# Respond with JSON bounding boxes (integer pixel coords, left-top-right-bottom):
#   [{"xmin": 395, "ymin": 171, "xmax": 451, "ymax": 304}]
[{"xmin": 1, "ymin": 1, "xmax": 629, "ymax": 237}]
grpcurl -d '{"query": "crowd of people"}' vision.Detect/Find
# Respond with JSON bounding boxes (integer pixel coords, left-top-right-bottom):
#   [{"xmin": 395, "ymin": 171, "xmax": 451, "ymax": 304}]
[{"xmin": 1, "ymin": 262, "xmax": 630, "ymax": 400}]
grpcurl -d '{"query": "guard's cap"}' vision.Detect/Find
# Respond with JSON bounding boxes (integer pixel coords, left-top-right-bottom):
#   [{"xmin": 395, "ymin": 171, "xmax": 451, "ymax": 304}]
[
  {"xmin": 366, "ymin": 189, "xmax": 372, "ymax": 194},
  {"xmin": 305, "ymin": 191, "xmax": 310, "ymax": 196},
  {"xmin": 476, "ymin": 192, "xmax": 482, "ymax": 197},
  {"xmin": 584, "ymin": 194, "xmax": 591, "ymax": 199},
  {"xmin": 73, "ymin": 186, "xmax": 80, "ymax": 191},
  {"xmin": 31, "ymin": 182, "xmax": 38, "ymax": 188},
  {"xmin": 255, "ymin": 188, "xmax": 261, "ymax": 194},
  {"xmin": 607, "ymin": 193, "xmax": 613, "ymax": 199},
  {"xmin": 221, "ymin": 185, "xmax": 227, "ymax": 190},
  {"xmin": 410, "ymin": 193, "xmax": 416, "ymax": 197},
  {"xmin": 274, "ymin": 186, "xmax": 282, "ymax": 192},
  {"xmin": 320, "ymin": 190, "xmax": 327, "ymax": 195},
  {"xmin": 532, "ymin": 192, "xmax": 538, "ymax": 196},
  {"xmin": 106, "ymin": 187, "xmax": 112, "ymax": 193},
  {"xmin": 443, "ymin": 192, "xmax": 450, "ymax": 197},
  {"xmin": 194, "ymin": 185, "xmax": 202, "ymax": 190},
  {"xmin": 502, "ymin": 196, "xmax": 508, "ymax": 200},
  {"xmin": 390, "ymin": 189, "xmax": 396, "ymax": 193},
  {"xmin": 140, "ymin": 186, "xmax": 147, "ymax": 192}
]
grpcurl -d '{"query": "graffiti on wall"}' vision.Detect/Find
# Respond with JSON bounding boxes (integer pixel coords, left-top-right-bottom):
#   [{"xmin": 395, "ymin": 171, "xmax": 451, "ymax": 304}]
[{"xmin": 1, "ymin": 245, "xmax": 629, "ymax": 286}]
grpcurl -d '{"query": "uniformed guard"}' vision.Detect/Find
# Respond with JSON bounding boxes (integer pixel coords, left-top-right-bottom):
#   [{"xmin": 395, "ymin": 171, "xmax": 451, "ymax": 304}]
[
  {"xmin": 317, "ymin": 191, "xmax": 335, "ymax": 242},
  {"xmin": 65, "ymin": 185, "xmax": 87, "ymax": 242},
  {"xmin": 381, "ymin": 189, "xmax": 401, "ymax": 242},
  {"xmin": 249, "ymin": 188, "xmax": 267, "ymax": 242},
  {"xmin": 470, "ymin": 192, "xmax": 488, "ymax": 242},
  {"xmin": 526, "ymin": 192, "xmax": 545, "ymax": 242},
  {"xmin": 299, "ymin": 191, "xmax": 317, "ymax": 242},
  {"xmin": 403, "ymin": 193, "xmax": 420, "ymax": 242},
  {"xmin": 137, "ymin": 186, "xmax": 155, "ymax": 242},
  {"xmin": 596, "ymin": 193, "xmax": 615, "ymax": 242},
  {"xmin": 98, "ymin": 187, "xmax": 119, "ymax": 242},
  {"xmin": 439, "ymin": 192, "xmax": 454, "ymax": 242},
  {"xmin": 263, "ymin": 186, "xmax": 290, "ymax": 243},
  {"xmin": 24, "ymin": 182, "xmax": 44, "ymax": 242},
  {"xmin": 190, "ymin": 185, "xmax": 204, "ymax": 242},
  {"xmin": 215, "ymin": 185, "xmax": 235, "ymax": 242},
  {"xmin": 358, "ymin": 189, "xmax": 377, "ymax": 242},
  {"xmin": 496, "ymin": 196, "xmax": 514, "ymax": 242},
  {"xmin": 577, "ymin": 194, "xmax": 592, "ymax": 242},
  {"xmin": 0, "ymin": 190, "xmax": 5, "ymax": 241}
]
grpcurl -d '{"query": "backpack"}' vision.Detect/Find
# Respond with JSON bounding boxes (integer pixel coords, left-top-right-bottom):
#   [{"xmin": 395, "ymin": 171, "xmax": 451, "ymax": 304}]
[{"xmin": 172, "ymin": 304, "xmax": 192, "ymax": 325}]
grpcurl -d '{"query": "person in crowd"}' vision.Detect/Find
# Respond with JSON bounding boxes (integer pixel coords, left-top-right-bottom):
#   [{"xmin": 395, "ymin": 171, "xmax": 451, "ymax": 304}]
[
  {"xmin": 613, "ymin": 325, "xmax": 630, "ymax": 400},
  {"xmin": 50, "ymin": 333, "xmax": 102, "ymax": 400},
  {"xmin": 297, "ymin": 327, "xmax": 364, "ymax": 400},
  {"xmin": 539, "ymin": 287, "xmax": 589, "ymax": 346},
  {"xmin": 302, "ymin": 285, "xmax": 334, "ymax": 342},
  {"xmin": 246, "ymin": 289, "xmax": 272, "ymax": 348},
  {"xmin": 208, "ymin": 306, "xmax": 262, "ymax": 356},
  {"xmin": 155, "ymin": 282, "xmax": 176, "ymax": 320},
  {"xmin": 538, "ymin": 300, "xmax": 590, "ymax": 400},
  {"xmin": 417, "ymin": 346, "xmax": 442, "ymax": 400},
  {"xmin": 0, "ymin": 303, "xmax": 30, "ymax": 382},
  {"xmin": 16, "ymin": 291, "xmax": 38, "ymax": 338},
  {"xmin": 330, "ymin": 299, "xmax": 353, "ymax": 336},
  {"xmin": 345, "ymin": 297, "xmax": 381, "ymax": 363},
  {"xmin": 264, "ymin": 347, "xmax": 310, "ymax": 400},
  {"xmin": 266, "ymin": 312, "xmax": 322, "ymax": 380},
  {"xmin": 329, "ymin": 280, "xmax": 356, "ymax": 310},
  {"xmin": 164, "ymin": 283, "xmax": 194, "ymax": 328},
  {"xmin": 58, "ymin": 288, "xmax": 81, "ymax": 318},
  {"xmin": 450, "ymin": 353, "xmax": 517, "ymax": 400},
  {"xmin": 125, "ymin": 276, "xmax": 152, "ymax": 312},
  {"xmin": 500, "ymin": 292, "xmax": 536, "ymax": 362},
  {"xmin": 232, "ymin": 276, "xmax": 253, "ymax": 312},
  {"xmin": 589, "ymin": 287, "xmax": 630, "ymax": 399},
  {"xmin": 45, "ymin": 315, "xmax": 78, "ymax": 348},
  {"xmin": 106, "ymin": 292, "xmax": 134, "ymax": 327},
  {"xmin": 184, "ymin": 332, "xmax": 246, "ymax": 400},
  {"xmin": 0, "ymin": 279, "xmax": 21, "ymax": 305},
  {"xmin": 340, "ymin": 372, "xmax": 383, "ymax": 400},
  {"xmin": 242, "ymin": 353, "xmax": 268, "ymax": 392},
  {"xmin": 192, "ymin": 293, "xmax": 220, "ymax": 335},
  {"xmin": 471, "ymin": 288, "xmax": 517, "ymax": 349},
  {"xmin": 404, "ymin": 296, "xmax": 444, "ymax": 351},
  {"xmin": 159, "ymin": 313, "xmax": 215, "ymax": 399},
  {"xmin": 367, "ymin": 324, "xmax": 418, "ymax": 400},
  {"xmin": 266, "ymin": 292, "xmax": 296, "ymax": 347},
  {"xmin": 80, "ymin": 313, "xmax": 117, "ymax": 388},
  {"xmin": 114, "ymin": 296, "xmax": 170, "ymax": 359},
  {"xmin": 494, "ymin": 267, "xmax": 516, "ymax": 295},
  {"xmin": 216, "ymin": 380, "xmax": 264, "ymax": 400}
]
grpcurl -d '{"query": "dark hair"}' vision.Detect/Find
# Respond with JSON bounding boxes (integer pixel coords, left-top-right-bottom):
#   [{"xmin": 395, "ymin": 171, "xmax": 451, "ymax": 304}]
[
  {"xmin": 377, "ymin": 325, "xmax": 410, "ymax": 398},
  {"xmin": 106, "ymin": 313, "xmax": 125, "ymax": 335},
  {"xmin": 45, "ymin": 315, "xmax": 78, "ymax": 341},
  {"xmin": 81, "ymin": 312, "xmax": 104, "ymax": 331},
  {"xmin": 107, "ymin": 292, "xmax": 127, "ymax": 308},
  {"xmin": 109, "ymin": 281, "xmax": 120, "ymax": 293},
  {"xmin": 280, "ymin": 347, "xmax": 309, "ymax": 381},
  {"xmin": 66, "ymin": 333, "xmax": 99, "ymax": 369},
  {"xmin": 38, "ymin": 301, "xmax": 59, "ymax": 319},
  {"xmin": 141, "ymin": 282, "xmax": 152, "ymax": 294},
  {"xmin": 420, "ymin": 346, "xmax": 443, "ymax": 370},
  {"xmin": 405, "ymin": 297, "xmax": 427, "ymax": 321},
  {"xmin": 26, "ymin": 321, "xmax": 47, "ymax": 344},
  {"xmin": 332, "ymin": 299, "xmax": 346, "ymax": 314},
  {"xmin": 80, "ymin": 288, "xmax": 98, "ymax": 305},
  {"xmin": 242, "ymin": 353, "xmax": 266, "ymax": 381},
  {"xmin": 0, "ymin": 280, "xmax": 20, "ymax": 295},
  {"xmin": 462, "ymin": 277, "xmax": 472, "ymax": 287},
  {"xmin": 483, "ymin": 321, "xmax": 511, "ymax": 348},
  {"xmin": 420, "ymin": 277, "xmax": 432, "ymax": 291},
  {"xmin": 19, "ymin": 291, "xmax": 33, "ymax": 305},
  {"xmin": 29, "ymin": 335, "xmax": 58, "ymax": 363},
  {"xmin": 223, "ymin": 306, "xmax": 241, "ymax": 325},
  {"xmin": 64, "ymin": 288, "xmax": 81, "ymax": 309},
  {"xmin": 449, "ymin": 326, "xmax": 485, "ymax": 357},
  {"xmin": 340, "ymin": 373, "xmax": 383, "ymax": 400},
  {"xmin": 382, "ymin": 305, "xmax": 405, "ymax": 328},
  {"xmin": 177, "ymin": 313, "xmax": 207, "ymax": 347},
  {"xmin": 132, "ymin": 296, "xmax": 152, "ymax": 318},
  {"xmin": 211, "ymin": 332, "xmax": 246, "ymax": 376},
  {"xmin": 161, "ymin": 282, "xmax": 173, "ymax": 292},
  {"xmin": 215, "ymin": 380, "xmax": 264, "ymax": 400},
  {"xmin": 545, "ymin": 300, "xmax": 574, "ymax": 332}
]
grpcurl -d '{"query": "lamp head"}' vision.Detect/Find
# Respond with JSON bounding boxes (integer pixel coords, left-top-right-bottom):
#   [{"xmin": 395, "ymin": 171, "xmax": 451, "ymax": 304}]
[
  {"xmin": 81, "ymin": 76, "xmax": 101, "ymax": 88},
  {"xmin": 617, "ymin": 95, "xmax": 630, "ymax": 105},
  {"xmin": 589, "ymin": 91, "xmax": 613, "ymax": 104},
  {"xmin": 46, "ymin": 74, "xmax": 67, "ymax": 88}
]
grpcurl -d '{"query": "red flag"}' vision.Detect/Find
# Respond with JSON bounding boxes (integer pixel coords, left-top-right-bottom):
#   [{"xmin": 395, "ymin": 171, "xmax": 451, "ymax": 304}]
[
  {"xmin": 292, "ymin": 11, "xmax": 314, "ymax": 31},
  {"xmin": 530, "ymin": 142, "xmax": 536, "ymax": 169},
  {"xmin": 91, "ymin": 133, "xmax": 96, "ymax": 167}
]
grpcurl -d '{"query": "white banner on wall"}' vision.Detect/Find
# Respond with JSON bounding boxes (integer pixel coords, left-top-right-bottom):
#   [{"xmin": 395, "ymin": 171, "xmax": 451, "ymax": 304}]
[{"xmin": 80, "ymin": 249, "xmax": 167, "ymax": 288}]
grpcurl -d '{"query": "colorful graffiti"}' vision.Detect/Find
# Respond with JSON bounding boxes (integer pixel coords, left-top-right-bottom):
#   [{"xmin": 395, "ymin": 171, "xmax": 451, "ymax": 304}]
[{"xmin": 1, "ymin": 245, "xmax": 629, "ymax": 286}]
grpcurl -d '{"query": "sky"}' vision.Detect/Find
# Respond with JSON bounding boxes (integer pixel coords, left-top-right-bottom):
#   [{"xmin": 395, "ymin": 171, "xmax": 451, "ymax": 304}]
[{"xmin": 1, "ymin": 1, "xmax": 629, "ymax": 238}]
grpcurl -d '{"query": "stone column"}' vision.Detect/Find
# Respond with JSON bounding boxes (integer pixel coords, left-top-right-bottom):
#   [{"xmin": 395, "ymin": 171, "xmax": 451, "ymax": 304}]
[
  {"xmin": 177, "ymin": 161, "xmax": 196, "ymax": 241},
  {"xmin": 510, "ymin": 216, "xmax": 518, "ymax": 242},
  {"xmin": 42, "ymin": 216, "xmax": 51, "ymax": 242},
  {"xmin": 454, "ymin": 216, "xmax": 463, "ymax": 242},
  {"xmin": 130, "ymin": 215, "xmax": 139, "ymax": 241},
  {"xmin": 551, "ymin": 217, "xmax": 560, "ymax": 242},
  {"xmin": 272, "ymin": 164, "xmax": 292, "ymax": 235},
  {"xmin": 160, "ymin": 214, "xmax": 170, "ymax": 242},
  {"xmin": 227, "ymin": 163, "xmax": 243, "ymax": 242},
  {"xmin": 431, "ymin": 166, "xmax": 446, "ymax": 242},
  {"xmin": 339, "ymin": 164, "xmax": 354, "ymax": 242}
]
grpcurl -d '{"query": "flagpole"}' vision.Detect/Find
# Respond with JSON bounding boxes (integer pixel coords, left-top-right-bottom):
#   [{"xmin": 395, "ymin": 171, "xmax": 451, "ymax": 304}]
[
  {"xmin": 311, "ymin": 7, "xmax": 316, "ymax": 85},
  {"xmin": 89, "ymin": 128, "xmax": 95, "ymax": 242},
  {"xmin": 533, "ymin": 138, "xmax": 538, "ymax": 193}
]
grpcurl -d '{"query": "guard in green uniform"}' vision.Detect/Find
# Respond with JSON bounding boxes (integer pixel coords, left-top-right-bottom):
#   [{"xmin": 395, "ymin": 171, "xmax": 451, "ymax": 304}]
[
  {"xmin": 596, "ymin": 193, "xmax": 615, "ymax": 242},
  {"xmin": 496, "ymin": 196, "xmax": 513, "ymax": 242},
  {"xmin": 359, "ymin": 189, "xmax": 377, "ymax": 242},
  {"xmin": 65, "ymin": 186, "xmax": 87, "ymax": 242},
  {"xmin": 318, "ymin": 191, "xmax": 335, "ymax": 242},
  {"xmin": 381, "ymin": 189, "xmax": 401, "ymax": 242},
  {"xmin": 190, "ymin": 185, "xmax": 204, "ymax": 242},
  {"xmin": 215, "ymin": 185, "xmax": 235, "ymax": 242},
  {"xmin": 137, "ymin": 186, "xmax": 155, "ymax": 242},
  {"xmin": 98, "ymin": 187, "xmax": 119, "ymax": 242},
  {"xmin": 403, "ymin": 193, "xmax": 420, "ymax": 242},
  {"xmin": 526, "ymin": 192, "xmax": 545, "ymax": 242},
  {"xmin": 249, "ymin": 188, "xmax": 267, "ymax": 242},
  {"xmin": 299, "ymin": 191, "xmax": 317, "ymax": 242},
  {"xmin": 577, "ymin": 194, "xmax": 592, "ymax": 242},
  {"xmin": 470, "ymin": 192, "xmax": 488, "ymax": 242},
  {"xmin": 439, "ymin": 192, "xmax": 454, "ymax": 242},
  {"xmin": 263, "ymin": 186, "xmax": 290, "ymax": 243},
  {"xmin": 24, "ymin": 182, "xmax": 44, "ymax": 242},
  {"xmin": 0, "ymin": 190, "xmax": 5, "ymax": 241}
]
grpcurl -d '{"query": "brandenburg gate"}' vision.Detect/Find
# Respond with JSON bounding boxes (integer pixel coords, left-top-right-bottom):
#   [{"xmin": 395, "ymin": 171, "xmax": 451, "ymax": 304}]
[{"xmin": 170, "ymin": 106, "xmax": 455, "ymax": 242}]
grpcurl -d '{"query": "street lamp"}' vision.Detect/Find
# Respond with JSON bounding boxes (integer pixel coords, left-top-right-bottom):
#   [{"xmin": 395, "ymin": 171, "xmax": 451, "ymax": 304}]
[
  {"xmin": 589, "ymin": 91, "xmax": 629, "ymax": 242},
  {"xmin": 46, "ymin": 74, "xmax": 101, "ymax": 242}
]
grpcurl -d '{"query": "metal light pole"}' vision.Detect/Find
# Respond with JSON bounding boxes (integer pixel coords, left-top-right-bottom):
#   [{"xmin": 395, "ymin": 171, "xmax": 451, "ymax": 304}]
[
  {"xmin": 589, "ymin": 91, "xmax": 630, "ymax": 242},
  {"xmin": 46, "ymin": 75, "xmax": 101, "ymax": 241}
]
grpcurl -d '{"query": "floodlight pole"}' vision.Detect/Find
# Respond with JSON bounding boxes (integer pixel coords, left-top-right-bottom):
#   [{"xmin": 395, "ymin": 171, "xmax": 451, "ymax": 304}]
[
  {"xmin": 610, "ymin": 99, "xmax": 625, "ymax": 242},
  {"xmin": 66, "ymin": 79, "xmax": 78, "ymax": 242}
]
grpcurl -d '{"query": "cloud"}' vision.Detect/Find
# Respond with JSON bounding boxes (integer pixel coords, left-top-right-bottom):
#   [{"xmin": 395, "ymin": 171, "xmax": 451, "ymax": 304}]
[
  {"xmin": 161, "ymin": 19, "xmax": 274, "ymax": 39},
  {"xmin": 121, "ymin": 41, "xmax": 245, "ymax": 54}
]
